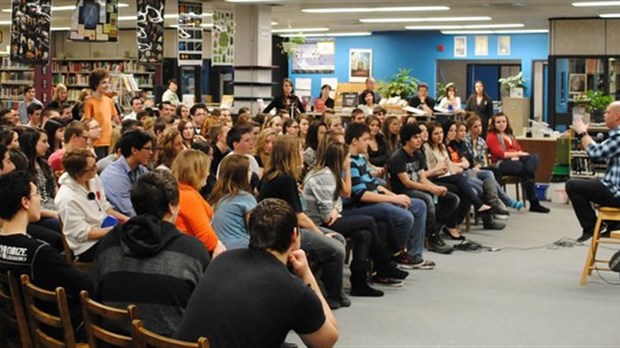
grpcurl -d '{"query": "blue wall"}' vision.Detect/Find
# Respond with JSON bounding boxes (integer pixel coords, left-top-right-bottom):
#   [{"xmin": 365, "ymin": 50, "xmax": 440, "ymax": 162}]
[{"xmin": 289, "ymin": 31, "xmax": 548, "ymax": 100}]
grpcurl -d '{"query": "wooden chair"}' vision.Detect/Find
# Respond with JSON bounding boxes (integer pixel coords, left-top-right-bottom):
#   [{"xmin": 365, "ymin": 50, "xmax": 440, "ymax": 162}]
[
  {"xmin": 501, "ymin": 175, "xmax": 524, "ymax": 203},
  {"xmin": 59, "ymin": 219, "xmax": 92, "ymax": 274},
  {"xmin": 80, "ymin": 290, "xmax": 137, "ymax": 347},
  {"xmin": 20, "ymin": 274, "xmax": 87, "ymax": 348},
  {"xmin": 0, "ymin": 271, "xmax": 33, "ymax": 348},
  {"xmin": 580, "ymin": 206, "xmax": 620, "ymax": 285},
  {"xmin": 132, "ymin": 319, "xmax": 209, "ymax": 348}
]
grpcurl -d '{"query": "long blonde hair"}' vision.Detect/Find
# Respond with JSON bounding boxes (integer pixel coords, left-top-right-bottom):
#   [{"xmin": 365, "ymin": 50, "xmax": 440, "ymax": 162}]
[
  {"xmin": 264, "ymin": 135, "xmax": 302, "ymax": 182},
  {"xmin": 208, "ymin": 154, "xmax": 251, "ymax": 207},
  {"xmin": 253, "ymin": 128, "xmax": 278, "ymax": 168},
  {"xmin": 171, "ymin": 149, "xmax": 210, "ymax": 190},
  {"xmin": 157, "ymin": 128, "xmax": 182, "ymax": 169}
]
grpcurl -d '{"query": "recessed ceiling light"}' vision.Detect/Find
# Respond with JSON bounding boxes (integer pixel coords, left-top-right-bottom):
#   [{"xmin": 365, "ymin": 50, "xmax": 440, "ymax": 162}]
[
  {"xmin": 600, "ymin": 12, "xmax": 620, "ymax": 17},
  {"xmin": 302, "ymin": 6, "xmax": 449, "ymax": 14},
  {"xmin": 272, "ymin": 27, "xmax": 329, "ymax": 33},
  {"xmin": 360, "ymin": 16, "xmax": 492, "ymax": 23},
  {"xmin": 279, "ymin": 32, "xmax": 372, "ymax": 37},
  {"xmin": 407, "ymin": 23, "xmax": 524, "ymax": 30},
  {"xmin": 441, "ymin": 29, "xmax": 548, "ymax": 34},
  {"xmin": 573, "ymin": 1, "xmax": 620, "ymax": 6}
]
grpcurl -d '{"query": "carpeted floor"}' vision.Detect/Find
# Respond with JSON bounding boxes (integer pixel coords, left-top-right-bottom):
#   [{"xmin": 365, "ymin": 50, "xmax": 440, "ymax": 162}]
[{"xmin": 288, "ymin": 202, "xmax": 620, "ymax": 347}]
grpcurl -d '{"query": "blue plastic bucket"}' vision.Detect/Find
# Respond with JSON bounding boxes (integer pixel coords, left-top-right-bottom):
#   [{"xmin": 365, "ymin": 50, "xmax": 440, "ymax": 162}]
[{"xmin": 535, "ymin": 184, "xmax": 549, "ymax": 201}]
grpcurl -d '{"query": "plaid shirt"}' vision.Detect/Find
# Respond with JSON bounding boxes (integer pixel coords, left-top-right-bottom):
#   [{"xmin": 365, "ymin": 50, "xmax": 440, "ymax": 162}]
[
  {"xmin": 464, "ymin": 134, "xmax": 489, "ymax": 167},
  {"xmin": 586, "ymin": 126, "xmax": 620, "ymax": 198}
]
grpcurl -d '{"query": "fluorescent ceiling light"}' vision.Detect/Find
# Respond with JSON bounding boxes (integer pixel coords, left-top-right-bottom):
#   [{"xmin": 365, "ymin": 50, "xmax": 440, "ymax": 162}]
[
  {"xmin": 302, "ymin": 6, "xmax": 449, "ymax": 14},
  {"xmin": 279, "ymin": 32, "xmax": 372, "ymax": 38},
  {"xmin": 226, "ymin": 0, "xmax": 282, "ymax": 2},
  {"xmin": 441, "ymin": 29, "xmax": 548, "ymax": 34},
  {"xmin": 360, "ymin": 16, "xmax": 492, "ymax": 23},
  {"xmin": 120, "ymin": 13, "xmax": 211, "ymax": 21},
  {"xmin": 51, "ymin": 27, "xmax": 71, "ymax": 31},
  {"xmin": 1, "ymin": 9, "xmax": 11, "ymax": 13},
  {"xmin": 271, "ymin": 21, "xmax": 278, "ymax": 25},
  {"xmin": 600, "ymin": 12, "xmax": 620, "ymax": 17},
  {"xmin": 51, "ymin": 5, "xmax": 76, "ymax": 11},
  {"xmin": 118, "ymin": 3, "xmax": 129, "ymax": 8},
  {"xmin": 407, "ymin": 23, "xmax": 524, "ymax": 30},
  {"xmin": 0, "ymin": 20, "xmax": 10, "ymax": 25},
  {"xmin": 272, "ymin": 27, "xmax": 329, "ymax": 33},
  {"xmin": 573, "ymin": 1, "xmax": 620, "ymax": 6}
]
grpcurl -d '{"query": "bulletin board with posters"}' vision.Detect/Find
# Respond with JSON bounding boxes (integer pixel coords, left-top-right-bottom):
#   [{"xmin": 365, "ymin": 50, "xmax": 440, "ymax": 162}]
[
  {"xmin": 69, "ymin": 0, "xmax": 119, "ymax": 42},
  {"xmin": 292, "ymin": 39, "xmax": 335, "ymax": 74}
]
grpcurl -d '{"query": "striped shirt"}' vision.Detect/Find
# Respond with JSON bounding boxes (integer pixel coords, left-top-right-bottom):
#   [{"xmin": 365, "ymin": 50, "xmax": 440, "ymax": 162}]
[
  {"xmin": 586, "ymin": 126, "xmax": 620, "ymax": 198},
  {"xmin": 348, "ymin": 154, "xmax": 379, "ymax": 206}
]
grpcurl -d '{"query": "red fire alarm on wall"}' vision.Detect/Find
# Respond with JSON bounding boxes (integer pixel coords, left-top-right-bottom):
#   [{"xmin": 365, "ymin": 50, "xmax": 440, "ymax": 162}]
[{"xmin": 437, "ymin": 44, "xmax": 445, "ymax": 52}]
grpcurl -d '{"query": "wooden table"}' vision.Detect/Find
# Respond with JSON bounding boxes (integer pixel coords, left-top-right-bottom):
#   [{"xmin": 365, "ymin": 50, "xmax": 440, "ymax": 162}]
[{"xmin": 516, "ymin": 136, "xmax": 557, "ymax": 183}]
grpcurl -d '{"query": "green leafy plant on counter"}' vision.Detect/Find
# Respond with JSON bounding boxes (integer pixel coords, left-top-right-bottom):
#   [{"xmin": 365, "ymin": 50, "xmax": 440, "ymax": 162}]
[
  {"xmin": 584, "ymin": 89, "xmax": 612, "ymax": 114},
  {"xmin": 377, "ymin": 69, "xmax": 420, "ymax": 99}
]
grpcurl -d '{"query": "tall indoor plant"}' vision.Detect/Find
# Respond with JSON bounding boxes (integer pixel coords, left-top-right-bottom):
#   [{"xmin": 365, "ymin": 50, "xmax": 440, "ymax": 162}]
[{"xmin": 378, "ymin": 69, "xmax": 419, "ymax": 99}]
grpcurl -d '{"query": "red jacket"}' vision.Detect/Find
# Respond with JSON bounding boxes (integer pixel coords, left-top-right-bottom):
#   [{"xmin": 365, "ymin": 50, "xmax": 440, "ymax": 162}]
[{"xmin": 486, "ymin": 132, "xmax": 522, "ymax": 164}]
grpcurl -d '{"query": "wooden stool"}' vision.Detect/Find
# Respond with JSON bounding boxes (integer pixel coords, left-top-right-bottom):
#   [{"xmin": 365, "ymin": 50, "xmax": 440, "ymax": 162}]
[{"xmin": 580, "ymin": 206, "xmax": 620, "ymax": 285}]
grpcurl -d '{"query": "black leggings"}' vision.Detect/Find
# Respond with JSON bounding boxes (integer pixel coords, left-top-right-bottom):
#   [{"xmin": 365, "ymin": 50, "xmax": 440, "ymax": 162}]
[
  {"xmin": 497, "ymin": 154, "xmax": 539, "ymax": 203},
  {"xmin": 434, "ymin": 173, "xmax": 483, "ymax": 225},
  {"xmin": 327, "ymin": 214, "xmax": 392, "ymax": 271}
]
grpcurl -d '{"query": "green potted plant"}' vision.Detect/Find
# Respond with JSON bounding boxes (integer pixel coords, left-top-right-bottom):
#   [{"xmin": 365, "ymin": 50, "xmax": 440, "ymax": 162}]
[
  {"xmin": 435, "ymin": 81, "xmax": 453, "ymax": 101},
  {"xmin": 278, "ymin": 35, "xmax": 306, "ymax": 57},
  {"xmin": 584, "ymin": 89, "xmax": 612, "ymax": 123},
  {"xmin": 377, "ymin": 69, "xmax": 419, "ymax": 99}
]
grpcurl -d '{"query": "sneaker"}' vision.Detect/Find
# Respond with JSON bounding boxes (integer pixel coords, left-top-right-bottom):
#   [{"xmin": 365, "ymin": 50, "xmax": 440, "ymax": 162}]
[
  {"xmin": 494, "ymin": 214, "xmax": 508, "ymax": 220},
  {"xmin": 371, "ymin": 275, "xmax": 404, "ymax": 287},
  {"xmin": 427, "ymin": 233, "xmax": 454, "ymax": 254},
  {"xmin": 393, "ymin": 252, "xmax": 416, "ymax": 270},
  {"xmin": 378, "ymin": 266, "xmax": 409, "ymax": 280},
  {"xmin": 412, "ymin": 259, "xmax": 436, "ymax": 270}
]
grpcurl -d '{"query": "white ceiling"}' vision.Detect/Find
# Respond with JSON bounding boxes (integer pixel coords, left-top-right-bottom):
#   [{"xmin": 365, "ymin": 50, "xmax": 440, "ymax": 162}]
[{"xmin": 0, "ymin": 0, "xmax": 616, "ymax": 33}]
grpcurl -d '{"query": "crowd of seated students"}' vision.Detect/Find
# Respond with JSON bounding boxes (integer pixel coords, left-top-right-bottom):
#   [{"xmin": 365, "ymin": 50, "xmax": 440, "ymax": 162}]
[{"xmin": 0, "ymin": 76, "xmax": 555, "ymax": 347}]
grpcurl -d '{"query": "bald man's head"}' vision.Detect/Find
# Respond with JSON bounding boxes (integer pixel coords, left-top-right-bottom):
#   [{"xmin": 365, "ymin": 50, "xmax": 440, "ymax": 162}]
[{"xmin": 605, "ymin": 101, "xmax": 620, "ymax": 128}]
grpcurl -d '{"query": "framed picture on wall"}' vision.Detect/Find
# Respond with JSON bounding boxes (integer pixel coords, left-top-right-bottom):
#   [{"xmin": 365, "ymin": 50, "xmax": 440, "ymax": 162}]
[
  {"xmin": 454, "ymin": 36, "xmax": 467, "ymax": 57},
  {"xmin": 569, "ymin": 73, "xmax": 587, "ymax": 94},
  {"xmin": 349, "ymin": 49, "xmax": 372, "ymax": 82},
  {"xmin": 475, "ymin": 36, "xmax": 488, "ymax": 56},
  {"xmin": 498, "ymin": 36, "xmax": 511, "ymax": 56}
]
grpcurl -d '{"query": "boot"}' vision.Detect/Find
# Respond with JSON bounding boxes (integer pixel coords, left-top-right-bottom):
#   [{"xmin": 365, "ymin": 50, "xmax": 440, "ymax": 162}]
[
  {"xmin": 349, "ymin": 261, "xmax": 384, "ymax": 297},
  {"xmin": 483, "ymin": 180, "xmax": 508, "ymax": 215},
  {"xmin": 523, "ymin": 179, "xmax": 550, "ymax": 213},
  {"xmin": 482, "ymin": 214, "xmax": 506, "ymax": 230}
]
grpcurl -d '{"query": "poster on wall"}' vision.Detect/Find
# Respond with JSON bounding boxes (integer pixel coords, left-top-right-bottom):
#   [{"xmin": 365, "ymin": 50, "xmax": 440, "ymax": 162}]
[
  {"xmin": 10, "ymin": 0, "xmax": 51, "ymax": 64},
  {"xmin": 349, "ymin": 49, "xmax": 372, "ymax": 83},
  {"xmin": 136, "ymin": 0, "xmax": 164, "ymax": 64},
  {"xmin": 291, "ymin": 40, "xmax": 335, "ymax": 74},
  {"xmin": 178, "ymin": 1, "xmax": 203, "ymax": 66},
  {"xmin": 69, "ymin": 0, "xmax": 119, "ymax": 42},
  {"xmin": 474, "ymin": 36, "xmax": 488, "ymax": 56},
  {"xmin": 454, "ymin": 36, "xmax": 467, "ymax": 57},
  {"xmin": 498, "ymin": 36, "xmax": 511, "ymax": 56},
  {"xmin": 212, "ymin": 9, "xmax": 235, "ymax": 66}
]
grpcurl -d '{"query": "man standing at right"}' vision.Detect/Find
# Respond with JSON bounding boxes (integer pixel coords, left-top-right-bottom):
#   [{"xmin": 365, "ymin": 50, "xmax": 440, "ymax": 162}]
[{"xmin": 567, "ymin": 101, "xmax": 620, "ymax": 242}]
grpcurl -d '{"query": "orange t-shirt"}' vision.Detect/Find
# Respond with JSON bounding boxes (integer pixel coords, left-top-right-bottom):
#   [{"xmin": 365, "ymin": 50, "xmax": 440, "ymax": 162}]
[
  {"xmin": 83, "ymin": 95, "xmax": 117, "ymax": 147},
  {"xmin": 175, "ymin": 182, "xmax": 219, "ymax": 252}
]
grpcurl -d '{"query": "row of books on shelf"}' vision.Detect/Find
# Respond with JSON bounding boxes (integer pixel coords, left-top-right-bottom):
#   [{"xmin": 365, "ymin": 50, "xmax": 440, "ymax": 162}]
[
  {"xmin": 0, "ymin": 57, "xmax": 31, "ymax": 69},
  {"xmin": 1, "ymin": 71, "xmax": 35, "ymax": 80},
  {"xmin": 51, "ymin": 60, "xmax": 154, "ymax": 74},
  {"xmin": 0, "ymin": 86, "xmax": 27, "ymax": 98},
  {"xmin": 52, "ymin": 74, "xmax": 152, "ymax": 89}
]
